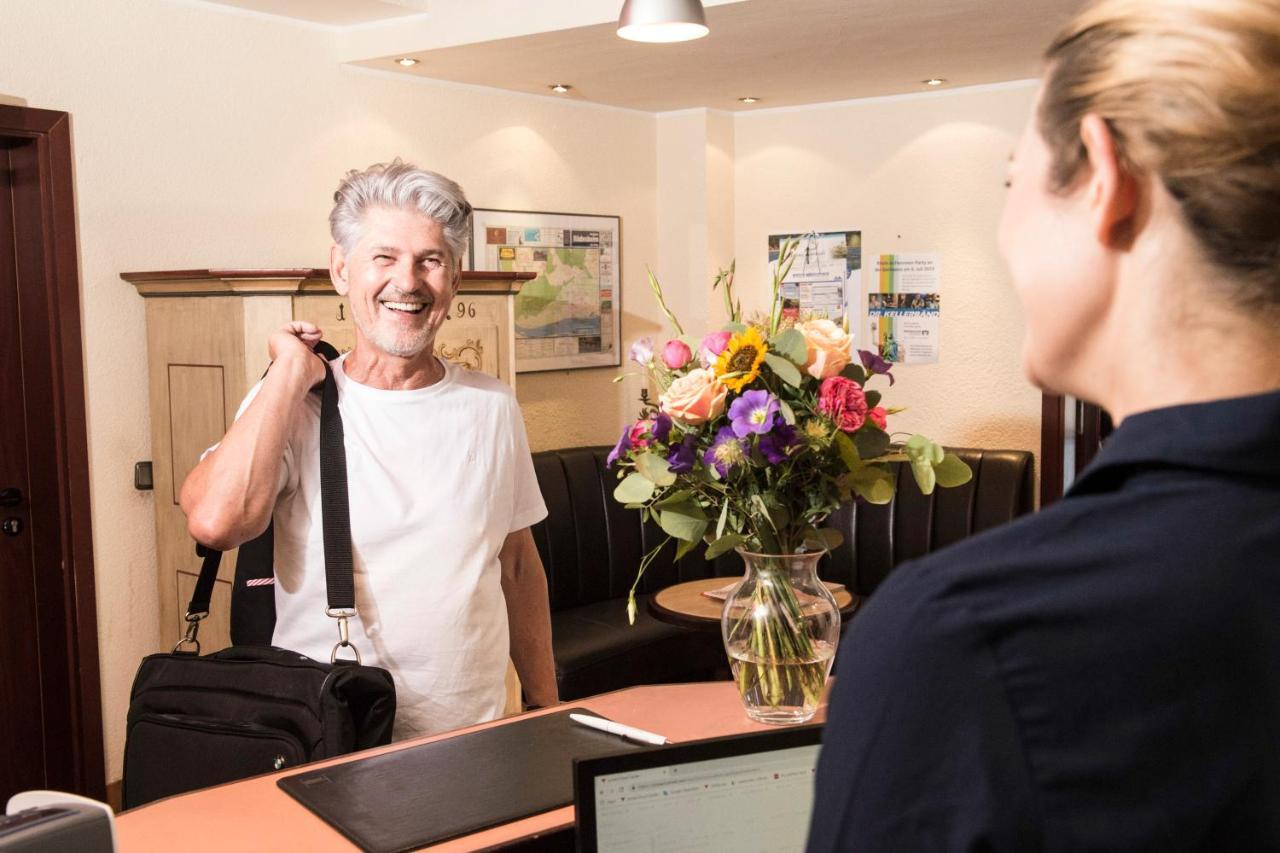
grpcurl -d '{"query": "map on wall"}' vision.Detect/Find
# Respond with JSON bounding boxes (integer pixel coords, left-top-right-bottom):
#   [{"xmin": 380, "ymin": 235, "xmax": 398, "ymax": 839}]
[{"xmin": 470, "ymin": 209, "xmax": 621, "ymax": 372}]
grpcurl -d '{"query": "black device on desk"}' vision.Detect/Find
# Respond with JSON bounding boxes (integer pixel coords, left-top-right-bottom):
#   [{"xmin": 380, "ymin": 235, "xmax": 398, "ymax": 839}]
[
  {"xmin": 277, "ymin": 707, "xmax": 646, "ymax": 853},
  {"xmin": 574, "ymin": 725, "xmax": 824, "ymax": 853}
]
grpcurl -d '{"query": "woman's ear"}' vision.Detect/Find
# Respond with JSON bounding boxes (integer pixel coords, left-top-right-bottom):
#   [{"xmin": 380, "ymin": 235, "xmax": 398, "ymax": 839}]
[
  {"xmin": 329, "ymin": 243, "xmax": 350, "ymax": 296},
  {"xmin": 1080, "ymin": 114, "xmax": 1139, "ymax": 249}
]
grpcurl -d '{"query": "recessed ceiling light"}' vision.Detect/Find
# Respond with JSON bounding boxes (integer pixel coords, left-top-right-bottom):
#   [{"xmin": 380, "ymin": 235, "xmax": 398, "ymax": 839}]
[
  {"xmin": 738, "ymin": 97, "xmax": 760, "ymax": 104},
  {"xmin": 923, "ymin": 78, "xmax": 946, "ymax": 86},
  {"xmin": 549, "ymin": 84, "xmax": 572, "ymax": 94},
  {"xmin": 396, "ymin": 58, "xmax": 419, "ymax": 67}
]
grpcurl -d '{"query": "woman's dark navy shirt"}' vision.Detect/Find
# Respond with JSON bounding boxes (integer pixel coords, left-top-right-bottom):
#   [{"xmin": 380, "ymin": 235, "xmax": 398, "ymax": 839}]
[{"xmin": 808, "ymin": 390, "xmax": 1280, "ymax": 852}]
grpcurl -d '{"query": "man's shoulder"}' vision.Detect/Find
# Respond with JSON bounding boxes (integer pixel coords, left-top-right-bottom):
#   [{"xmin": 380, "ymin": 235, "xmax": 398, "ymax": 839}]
[{"xmin": 446, "ymin": 365, "xmax": 516, "ymax": 399}]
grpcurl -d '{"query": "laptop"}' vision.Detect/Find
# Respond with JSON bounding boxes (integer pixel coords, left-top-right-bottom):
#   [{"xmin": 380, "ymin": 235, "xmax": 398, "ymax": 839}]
[{"xmin": 574, "ymin": 725, "xmax": 823, "ymax": 853}]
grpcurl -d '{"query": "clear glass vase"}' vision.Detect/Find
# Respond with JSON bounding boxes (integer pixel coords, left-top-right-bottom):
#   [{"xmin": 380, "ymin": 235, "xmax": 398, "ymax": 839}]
[{"xmin": 720, "ymin": 550, "xmax": 841, "ymax": 725}]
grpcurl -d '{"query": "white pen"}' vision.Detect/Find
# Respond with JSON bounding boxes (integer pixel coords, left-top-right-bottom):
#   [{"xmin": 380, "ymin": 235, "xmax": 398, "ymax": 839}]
[{"xmin": 570, "ymin": 713, "xmax": 669, "ymax": 746}]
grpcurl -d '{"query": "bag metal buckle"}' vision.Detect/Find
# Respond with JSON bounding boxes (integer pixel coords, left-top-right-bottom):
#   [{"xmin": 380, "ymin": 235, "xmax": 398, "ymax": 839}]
[
  {"xmin": 326, "ymin": 607, "xmax": 361, "ymax": 665},
  {"xmin": 172, "ymin": 610, "xmax": 207, "ymax": 655}
]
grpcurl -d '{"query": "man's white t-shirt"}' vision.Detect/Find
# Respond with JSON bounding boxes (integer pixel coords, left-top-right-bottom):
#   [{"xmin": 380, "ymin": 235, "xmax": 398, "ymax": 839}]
[{"xmin": 228, "ymin": 355, "xmax": 547, "ymax": 739}]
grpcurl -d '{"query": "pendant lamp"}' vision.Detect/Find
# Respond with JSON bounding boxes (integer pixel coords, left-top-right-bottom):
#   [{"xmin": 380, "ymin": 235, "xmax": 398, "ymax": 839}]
[{"xmin": 617, "ymin": 0, "xmax": 709, "ymax": 43}]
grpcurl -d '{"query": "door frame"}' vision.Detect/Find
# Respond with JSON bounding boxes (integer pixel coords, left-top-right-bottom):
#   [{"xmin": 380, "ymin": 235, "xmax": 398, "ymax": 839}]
[{"xmin": 0, "ymin": 104, "xmax": 104, "ymax": 798}]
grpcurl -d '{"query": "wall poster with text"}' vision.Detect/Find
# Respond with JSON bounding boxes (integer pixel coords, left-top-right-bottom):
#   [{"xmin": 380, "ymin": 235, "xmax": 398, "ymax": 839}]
[
  {"xmin": 867, "ymin": 253, "xmax": 940, "ymax": 364},
  {"xmin": 768, "ymin": 230, "xmax": 862, "ymax": 328},
  {"xmin": 471, "ymin": 208, "xmax": 621, "ymax": 373}
]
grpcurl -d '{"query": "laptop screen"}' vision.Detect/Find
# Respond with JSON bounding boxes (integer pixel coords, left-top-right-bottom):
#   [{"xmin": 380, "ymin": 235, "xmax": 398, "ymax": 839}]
[{"xmin": 574, "ymin": 725, "xmax": 822, "ymax": 853}]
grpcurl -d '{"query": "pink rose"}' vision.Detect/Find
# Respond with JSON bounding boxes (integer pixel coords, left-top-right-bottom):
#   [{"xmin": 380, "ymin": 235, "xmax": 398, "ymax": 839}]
[
  {"xmin": 868, "ymin": 406, "xmax": 887, "ymax": 430},
  {"xmin": 659, "ymin": 368, "xmax": 728, "ymax": 425},
  {"xmin": 661, "ymin": 339, "xmax": 693, "ymax": 370},
  {"xmin": 817, "ymin": 376, "xmax": 869, "ymax": 432},
  {"xmin": 699, "ymin": 331, "xmax": 733, "ymax": 368},
  {"xmin": 799, "ymin": 319, "xmax": 853, "ymax": 379}
]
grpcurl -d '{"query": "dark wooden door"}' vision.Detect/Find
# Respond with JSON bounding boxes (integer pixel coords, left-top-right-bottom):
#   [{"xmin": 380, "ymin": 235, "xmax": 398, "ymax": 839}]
[
  {"xmin": 0, "ymin": 131, "xmax": 49, "ymax": 803},
  {"xmin": 0, "ymin": 106, "xmax": 104, "ymax": 801}
]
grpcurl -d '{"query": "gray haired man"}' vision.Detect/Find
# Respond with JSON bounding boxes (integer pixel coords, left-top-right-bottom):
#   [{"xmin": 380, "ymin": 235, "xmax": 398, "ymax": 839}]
[{"xmin": 181, "ymin": 160, "xmax": 559, "ymax": 738}]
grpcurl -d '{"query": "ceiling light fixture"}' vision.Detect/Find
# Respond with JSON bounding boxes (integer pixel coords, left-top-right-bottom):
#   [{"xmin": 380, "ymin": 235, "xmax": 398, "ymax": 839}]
[
  {"xmin": 550, "ymin": 84, "xmax": 572, "ymax": 94},
  {"xmin": 738, "ymin": 97, "xmax": 760, "ymax": 104},
  {"xmin": 617, "ymin": 0, "xmax": 709, "ymax": 43},
  {"xmin": 923, "ymin": 77, "xmax": 946, "ymax": 86},
  {"xmin": 396, "ymin": 58, "xmax": 419, "ymax": 67}
]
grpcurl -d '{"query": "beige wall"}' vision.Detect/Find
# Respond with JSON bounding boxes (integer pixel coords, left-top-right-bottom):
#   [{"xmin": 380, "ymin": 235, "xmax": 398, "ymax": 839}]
[
  {"xmin": 733, "ymin": 82, "xmax": 1042, "ymax": 454},
  {"xmin": 2, "ymin": 0, "xmax": 1043, "ymax": 784},
  {"xmin": 2, "ymin": 0, "xmax": 659, "ymax": 780}
]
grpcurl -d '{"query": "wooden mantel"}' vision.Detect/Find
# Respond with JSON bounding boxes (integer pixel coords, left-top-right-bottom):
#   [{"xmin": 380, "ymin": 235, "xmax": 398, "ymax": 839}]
[{"xmin": 121, "ymin": 268, "xmax": 532, "ymax": 296}]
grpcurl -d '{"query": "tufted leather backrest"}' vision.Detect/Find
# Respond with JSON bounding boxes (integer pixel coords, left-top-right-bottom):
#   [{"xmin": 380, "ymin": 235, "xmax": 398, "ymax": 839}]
[{"xmin": 530, "ymin": 446, "xmax": 1035, "ymax": 611}]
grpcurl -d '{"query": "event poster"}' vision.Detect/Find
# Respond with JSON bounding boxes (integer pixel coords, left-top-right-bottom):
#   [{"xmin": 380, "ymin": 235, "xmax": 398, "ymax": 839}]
[
  {"xmin": 768, "ymin": 231, "xmax": 861, "ymax": 326},
  {"xmin": 867, "ymin": 253, "xmax": 940, "ymax": 364},
  {"xmin": 470, "ymin": 209, "xmax": 621, "ymax": 373}
]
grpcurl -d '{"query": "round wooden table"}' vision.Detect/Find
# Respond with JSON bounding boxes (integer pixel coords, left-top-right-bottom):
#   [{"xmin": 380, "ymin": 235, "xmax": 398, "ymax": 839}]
[{"xmin": 648, "ymin": 576, "xmax": 860, "ymax": 631}]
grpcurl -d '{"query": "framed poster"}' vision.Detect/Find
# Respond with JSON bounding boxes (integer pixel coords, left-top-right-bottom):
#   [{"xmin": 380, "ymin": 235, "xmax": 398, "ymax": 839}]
[
  {"xmin": 470, "ymin": 208, "xmax": 621, "ymax": 373},
  {"xmin": 767, "ymin": 230, "xmax": 861, "ymax": 327}
]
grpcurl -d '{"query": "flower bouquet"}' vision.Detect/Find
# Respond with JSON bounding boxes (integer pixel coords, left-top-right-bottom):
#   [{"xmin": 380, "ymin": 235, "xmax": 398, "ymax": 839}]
[{"xmin": 609, "ymin": 239, "xmax": 972, "ymax": 722}]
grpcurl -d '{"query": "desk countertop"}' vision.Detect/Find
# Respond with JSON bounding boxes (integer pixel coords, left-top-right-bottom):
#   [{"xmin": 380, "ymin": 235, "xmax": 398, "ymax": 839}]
[{"xmin": 115, "ymin": 681, "xmax": 821, "ymax": 851}]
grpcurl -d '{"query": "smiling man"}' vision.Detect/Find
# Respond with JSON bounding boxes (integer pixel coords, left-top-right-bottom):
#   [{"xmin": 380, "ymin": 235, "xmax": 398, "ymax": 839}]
[{"xmin": 180, "ymin": 160, "xmax": 558, "ymax": 738}]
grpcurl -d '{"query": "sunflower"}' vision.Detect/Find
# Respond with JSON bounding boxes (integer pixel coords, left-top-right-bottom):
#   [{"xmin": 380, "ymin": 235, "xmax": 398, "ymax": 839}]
[{"xmin": 714, "ymin": 327, "xmax": 768, "ymax": 392}]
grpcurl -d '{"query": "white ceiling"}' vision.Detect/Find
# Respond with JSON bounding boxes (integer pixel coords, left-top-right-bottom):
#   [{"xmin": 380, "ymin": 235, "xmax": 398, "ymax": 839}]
[
  {"xmin": 202, "ymin": 0, "xmax": 427, "ymax": 26},
  {"xmin": 202, "ymin": 0, "xmax": 1082, "ymax": 111}
]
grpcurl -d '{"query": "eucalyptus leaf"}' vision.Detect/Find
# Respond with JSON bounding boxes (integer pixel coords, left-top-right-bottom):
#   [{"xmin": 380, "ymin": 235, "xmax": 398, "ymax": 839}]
[
  {"xmin": 833, "ymin": 431, "xmax": 861, "ymax": 472},
  {"xmin": 763, "ymin": 352, "xmax": 802, "ymax": 387},
  {"xmin": 635, "ymin": 451, "xmax": 677, "ymax": 486},
  {"xmin": 772, "ymin": 328, "xmax": 809, "ymax": 365},
  {"xmin": 613, "ymin": 472, "xmax": 655, "ymax": 504},
  {"xmin": 653, "ymin": 488, "xmax": 695, "ymax": 508},
  {"xmin": 705, "ymin": 532, "xmax": 746, "ymax": 560},
  {"xmin": 715, "ymin": 499, "xmax": 730, "ymax": 539},
  {"xmin": 778, "ymin": 399, "xmax": 797, "ymax": 425},
  {"xmin": 658, "ymin": 502, "xmax": 709, "ymax": 542},
  {"xmin": 911, "ymin": 460, "xmax": 937, "ymax": 494},
  {"xmin": 853, "ymin": 427, "xmax": 891, "ymax": 460},
  {"xmin": 934, "ymin": 453, "xmax": 974, "ymax": 488},
  {"xmin": 865, "ymin": 390, "xmax": 882, "ymax": 409},
  {"xmin": 675, "ymin": 536, "xmax": 700, "ymax": 561},
  {"xmin": 849, "ymin": 466, "xmax": 895, "ymax": 504},
  {"xmin": 803, "ymin": 527, "xmax": 845, "ymax": 552},
  {"xmin": 723, "ymin": 322, "xmax": 748, "ymax": 334}
]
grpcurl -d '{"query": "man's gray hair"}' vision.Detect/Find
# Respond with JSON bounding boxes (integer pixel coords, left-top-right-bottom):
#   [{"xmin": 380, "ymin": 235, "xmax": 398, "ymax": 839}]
[{"xmin": 329, "ymin": 159, "xmax": 472, "ymax": 262}]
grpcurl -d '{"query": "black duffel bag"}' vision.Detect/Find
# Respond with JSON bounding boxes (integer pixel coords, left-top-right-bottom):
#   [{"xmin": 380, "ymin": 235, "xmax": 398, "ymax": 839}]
[{"xmin": 123, "ymin": 351, "xmax": 396, "ymax": 809}]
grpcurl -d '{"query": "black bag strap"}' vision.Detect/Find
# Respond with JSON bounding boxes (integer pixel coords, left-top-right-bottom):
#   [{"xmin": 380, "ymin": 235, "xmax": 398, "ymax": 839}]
[{"xmin": 179, "ymin": 341, "xmax": 359, "ymax": 659}]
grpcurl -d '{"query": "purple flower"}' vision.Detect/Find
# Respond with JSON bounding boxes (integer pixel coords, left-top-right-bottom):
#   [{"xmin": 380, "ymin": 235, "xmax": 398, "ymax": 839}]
[
  {"xmin": 728, "ymin": 390, "xmax": 780, "ymax": 437},
  {"xmin": 606, "ymin": 425, "xmax": 632, "ymax": 468},
  {"xmin": 652, "ymin": 411, "xmax": 672, "ymax": 444},
  {"xmin": 703, "ymin": 427, "xmax": 746, "ymax": 477},
  {"xmin": 859, "ymin": 349, "xmax": 895, "ymax": 386},
  {"xmin": 667, "ymin": 433, "xmax": 698, "ymax": 473},
  {"xmin": 759, "ymin": 423, "xmax": 799, "ymax": 464},
  {"xmin": 629, "ymin": 337, "xmax": 655, "ymax": 366}
]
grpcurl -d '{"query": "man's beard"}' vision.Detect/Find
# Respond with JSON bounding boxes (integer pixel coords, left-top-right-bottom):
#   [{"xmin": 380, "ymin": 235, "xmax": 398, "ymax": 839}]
[{"xmin": 354, "ymin": 305, "xmax": 435, "ymax": 358}]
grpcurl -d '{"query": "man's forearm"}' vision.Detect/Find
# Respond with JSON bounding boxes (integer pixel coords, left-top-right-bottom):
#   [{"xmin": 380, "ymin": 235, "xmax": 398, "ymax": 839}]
[
  {"xmin": 180, "ymin": 354, "xmax": 316, "ymax": 549},
  {"xmin": 501, "ymin": 529, "xmax": 559, "ymax": 708}
]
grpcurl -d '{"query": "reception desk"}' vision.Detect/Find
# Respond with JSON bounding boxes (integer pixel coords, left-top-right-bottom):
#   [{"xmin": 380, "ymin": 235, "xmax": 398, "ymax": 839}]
[{"xmin": 115, "ymin": 681, "xmax": 824, "ymax": 851}]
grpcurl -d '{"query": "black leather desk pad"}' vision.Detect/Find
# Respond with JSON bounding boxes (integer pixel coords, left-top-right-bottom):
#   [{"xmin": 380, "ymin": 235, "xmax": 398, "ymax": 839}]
[{"xmin": 277, "ymin": 708, "xmax": 644, "ymax": 852}]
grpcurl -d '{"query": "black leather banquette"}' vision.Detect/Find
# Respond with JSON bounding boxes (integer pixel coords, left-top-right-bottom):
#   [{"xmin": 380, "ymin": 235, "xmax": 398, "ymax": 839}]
[{"xmin": 530, "ymin": 445, "xmax": 1036, "ymax": 701}]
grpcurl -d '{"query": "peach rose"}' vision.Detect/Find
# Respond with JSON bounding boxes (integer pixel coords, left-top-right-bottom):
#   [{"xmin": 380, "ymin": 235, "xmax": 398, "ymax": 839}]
[
  {"xmin": 799, "ymin": 318, "xmax": 853, "ymax": 379},
  {"xmin": 659, "ymin": 368, "xmax": 728, "ymax": 425}
]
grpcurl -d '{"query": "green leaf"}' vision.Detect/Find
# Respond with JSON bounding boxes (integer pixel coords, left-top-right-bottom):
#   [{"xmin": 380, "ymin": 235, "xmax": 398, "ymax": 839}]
[
  {"xmin": 771, "ymin": 328, "xmax": 808, "ymax": 365},
  {"xmin": 652, "ymin": 488, "xmax": 694, "ymax": 508},
  {"xmin": 803, "ymin": 527, "xmax": 845, "ymax": 552},
  {"xmin": 865, "ymin": 390, "xmax": 882, "ymax": 409},
  {"xmin": 848, "ymin": 466, "xmax": 895, "ymax": 504},
  {"xmin": 833, "ymin": 431, "xmax": 861, "ymax": 472},
  {"xmin": 613, "ymin": 472, "xmax": 655, "ymax": 504},
  {"xmin": 839, "ymin": 363, "xmax": 867, "ymax": 384},
  {"xmin": 778, "ymin": 399, "xmax": 797, "ymax": 425},
  {"xmin": 715, "ymin": 499, "xmax": 730, "ymax": 539},
  {"xmin": 723, "ymin": 322, "xmax": 747, "ymax": 334},
  {"xmin": 763, "ymin": 352, "xmax": 802, "ymax": 387},
  {"xmin": 704, "ymin": 532, "xmax": 746, "ymax": 559},
  {"xmin": 675, "ymin": 536, "xmax": 701, "ymax": 561},
  {"xmin": 904, "ymin": 435, "xmax": 944, "ymax": 494},
  {"xmin": 853, "ymin": 427, "xmax": 890, "ymax": 460},
  {"xmin": 658, "ymin": 502, "xmax": 709, "ymax": 542},
  {"xmin": 934, "ymin": 453, "xmax": 973, "ymax": 489},
  {"xmin": 635, "ymin": 451, "xmax": 676, "ymax": 486}
]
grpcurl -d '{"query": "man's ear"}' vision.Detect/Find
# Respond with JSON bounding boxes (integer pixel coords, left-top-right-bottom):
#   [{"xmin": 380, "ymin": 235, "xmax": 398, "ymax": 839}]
[
  {"xmin": 1079, "ymin": 113, "xmax": 1139, "ymax": 249},
  {"xmin": 329, "ymin": 243, "xmax": 350, "ymax": 296}
]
